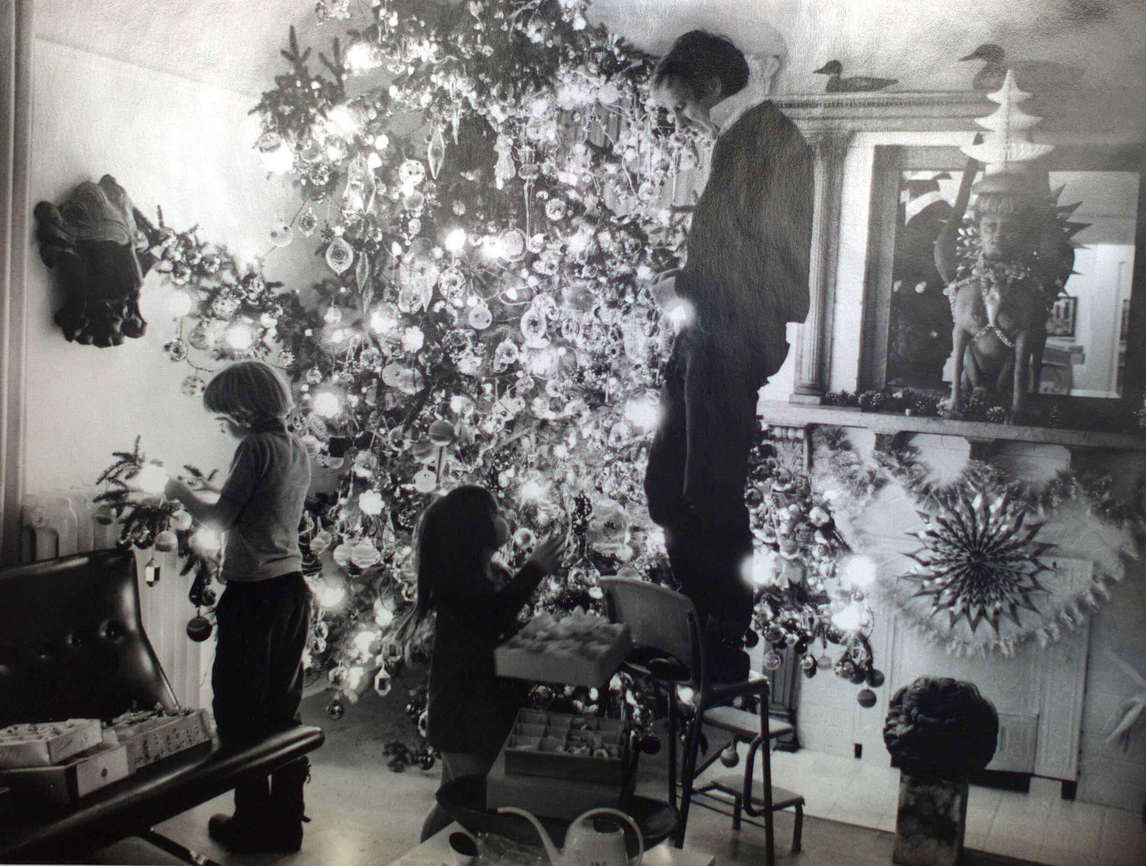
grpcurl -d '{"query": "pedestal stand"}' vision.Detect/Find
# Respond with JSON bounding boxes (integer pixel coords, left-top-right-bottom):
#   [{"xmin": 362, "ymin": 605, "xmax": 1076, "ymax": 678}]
[{"xmin": 892, "ymin": 771, "xmax": 969, "ymax": 866}]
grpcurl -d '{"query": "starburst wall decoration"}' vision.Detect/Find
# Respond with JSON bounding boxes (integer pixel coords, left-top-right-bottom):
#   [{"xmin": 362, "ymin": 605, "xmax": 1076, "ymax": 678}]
[{"xmin": 903, "ymin": 489, "xmax": 1054, "ymax": 634}]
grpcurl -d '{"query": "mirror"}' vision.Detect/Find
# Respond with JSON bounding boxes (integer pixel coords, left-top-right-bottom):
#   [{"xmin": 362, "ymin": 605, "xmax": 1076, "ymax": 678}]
[{"xmin": 860, "ymin": 145, "xmax": 1146, "ymax": 424}]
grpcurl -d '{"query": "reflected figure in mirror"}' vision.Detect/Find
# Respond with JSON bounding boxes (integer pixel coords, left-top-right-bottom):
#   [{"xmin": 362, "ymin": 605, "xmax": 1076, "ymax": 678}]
[{"xmin": 888, "ymin": 173, "xmax": 954, "ymax": 388}]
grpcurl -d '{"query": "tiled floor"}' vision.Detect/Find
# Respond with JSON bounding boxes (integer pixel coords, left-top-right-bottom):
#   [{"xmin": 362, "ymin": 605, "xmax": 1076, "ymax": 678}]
[
  {"xmin": 731, "ymin": 747, "xmax": 1146, "ymax": 866},
  {"xmin": 84, "ymin": 691, "xmax": 1145, "ymax": 866}
]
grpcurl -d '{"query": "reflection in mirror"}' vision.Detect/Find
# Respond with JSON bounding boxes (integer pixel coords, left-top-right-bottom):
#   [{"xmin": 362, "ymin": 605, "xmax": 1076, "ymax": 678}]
[{"xmin": 886, "ymin": 168, "xmax": 1139, "ymax": 401}]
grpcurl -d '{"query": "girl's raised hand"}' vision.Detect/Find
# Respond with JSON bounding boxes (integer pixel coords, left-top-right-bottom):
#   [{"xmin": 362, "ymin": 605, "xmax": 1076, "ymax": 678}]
[{"xmin": 527, "ymin": 532, "xmax": 567, "ymax": 575}]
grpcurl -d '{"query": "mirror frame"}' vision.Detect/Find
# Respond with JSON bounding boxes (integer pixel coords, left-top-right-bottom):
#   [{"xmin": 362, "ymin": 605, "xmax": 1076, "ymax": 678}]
[{"xmin": 858, "ymin": 143, "xmax": 1146, "ymax": 428}]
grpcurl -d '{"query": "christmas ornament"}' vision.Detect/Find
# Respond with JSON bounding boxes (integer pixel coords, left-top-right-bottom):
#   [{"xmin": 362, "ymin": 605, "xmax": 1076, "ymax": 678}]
[
  {"xmin": 427, "ymin": 126, "xmax": 446, "ymax": 180},
  {"xmin": 154, "ymin": 529, "xmax": 178, "ymax": 553},
  {"xmin": 374, "ymin": 670, "xmax": 392, "ymax": 697},
  {"xmin": 857, "ymin": 688, "xmax": 877, "ymax": 708},
  {"xmin": 428, "ymin": 419, "xmax": 456, "ymax": 447},
  {"xmin": 297, "ymin": 204, "xmax": 319, "ymax": 237},
  {"xmin": 358, "ymin": 490, "xmax": 385, "ymax": 516},
  {"xmin": 163, "ymin": 339, "xmax": 187, "ymax": 362},
  {"xmin": 325, "ymin": 236, "xmax": 354, "ymax": 275},
  {"xmin": 349, "ymin": 538, "xmax": 382, "ymax": 570},
  {"xmin": 438, "ymin": 266, "xmax": 467, "ymax": 307},
  {"xmin": 398, "ymin": 159, "xmax": 426, "ymax": 188},
  {"xmin": 467, "ymin": 303, "xmax": 492, "ymax": 330},
  {"xmin": 186, "ymin": 613, "xmax": 213, "ymax": 642},
  {"xmin": 268, "ymin": 221, "xmax": 293, "ymax": 247},
  {"xmin": 720, "ymin": 743, "xmax": 740, "ymax": 768},
  {"xmin": 327, "ymin": 698, "xmax": 346, "ymax": 720}
]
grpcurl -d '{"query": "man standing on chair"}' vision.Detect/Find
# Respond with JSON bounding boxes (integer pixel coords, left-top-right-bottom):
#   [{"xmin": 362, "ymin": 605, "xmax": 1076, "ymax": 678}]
[{"xmin": 644, "ymin": 31, "xmax": 814, "ymax": 681}]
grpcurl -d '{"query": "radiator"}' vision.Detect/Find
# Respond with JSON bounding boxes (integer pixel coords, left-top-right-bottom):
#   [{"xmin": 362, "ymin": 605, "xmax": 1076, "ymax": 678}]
[{"xmin": 20, "ymin": 489, "xmax": 211, "ymax": 710}]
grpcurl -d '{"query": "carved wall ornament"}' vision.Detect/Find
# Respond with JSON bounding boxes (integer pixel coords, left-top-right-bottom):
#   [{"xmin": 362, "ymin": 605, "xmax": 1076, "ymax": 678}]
[{"xmin": 33, "ymin": 175, "xmax": 157, "ymax": 347}]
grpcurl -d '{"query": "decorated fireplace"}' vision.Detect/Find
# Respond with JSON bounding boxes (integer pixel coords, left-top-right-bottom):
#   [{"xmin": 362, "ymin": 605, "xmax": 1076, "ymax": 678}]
[{"xmin": 750, "ymin": 83, "xmax": 1146, "ymax": 806}]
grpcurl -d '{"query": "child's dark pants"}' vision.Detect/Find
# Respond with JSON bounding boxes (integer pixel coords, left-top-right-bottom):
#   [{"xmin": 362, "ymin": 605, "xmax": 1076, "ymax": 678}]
[{"xmin": 212, "ymin": 572, "xmax": 311, "ymax": 825}]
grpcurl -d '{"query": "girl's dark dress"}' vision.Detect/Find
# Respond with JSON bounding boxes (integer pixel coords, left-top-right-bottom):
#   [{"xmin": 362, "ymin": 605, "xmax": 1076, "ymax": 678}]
[{"xmin": 426, "ymin": 561, "xmax": 545, "ymax": 756}]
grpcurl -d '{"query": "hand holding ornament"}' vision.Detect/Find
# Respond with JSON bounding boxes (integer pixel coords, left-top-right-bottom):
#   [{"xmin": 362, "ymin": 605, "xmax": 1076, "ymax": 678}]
[{"xmin": 526, "ymin": 532, "xmax": 567, "ymax": 575}]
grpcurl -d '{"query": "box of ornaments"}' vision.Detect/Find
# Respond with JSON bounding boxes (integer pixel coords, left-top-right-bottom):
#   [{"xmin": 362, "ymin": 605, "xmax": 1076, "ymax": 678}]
[
  {"xmin": 103, "ymin": 708, "xmax": 213, "ymax": 774},
  {"xmin": 502, "ymin": 708, "xmax": 627, "ymax": 784},
  {"xmin": 486, "ymin": 709, "xmax": 635, "ymax": 821},
  {"xmin": 0, "ymin": 720, "xmax": 130, "ymax": 807},
  {"xmin": 0, "ymin": 709, "xmax": 214, "ymax": 808},
  {"xmin": 495, "ymin": 608, "xmax": 632, "ymax": 687}
]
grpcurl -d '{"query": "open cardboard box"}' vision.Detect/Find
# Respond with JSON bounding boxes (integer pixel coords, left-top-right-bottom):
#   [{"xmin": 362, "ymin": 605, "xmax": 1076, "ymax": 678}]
[
  {"xmin": 495, "ymin": 616, "xmax": 632, "ymax": 687},
  {"xmin": 486, "ymin": 710, "xmax": 637, "ymax": 821}
]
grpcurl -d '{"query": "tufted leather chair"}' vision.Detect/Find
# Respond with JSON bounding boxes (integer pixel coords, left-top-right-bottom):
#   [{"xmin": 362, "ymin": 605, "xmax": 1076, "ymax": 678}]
[
  {"xmin": 0, "ymin": 549, "xmax": 325, "ymax": 865},
  {"xmin": 0, "ymin": 549, "xmax": 177, "ymax": 725}
]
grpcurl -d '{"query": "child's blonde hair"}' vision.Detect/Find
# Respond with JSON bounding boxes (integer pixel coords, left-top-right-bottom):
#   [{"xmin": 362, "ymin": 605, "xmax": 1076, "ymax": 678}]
[{"xmin": 203, "ymin": 360, "xmax": 293, "ymax": 426}]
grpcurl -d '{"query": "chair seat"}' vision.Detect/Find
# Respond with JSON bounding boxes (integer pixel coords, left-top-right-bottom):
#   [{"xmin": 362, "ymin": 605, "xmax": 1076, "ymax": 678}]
[
  {"xmin": 708, "ymin": 669, "xmax": 768, "ymax": 693},
  {"xmin": 707, "ymin": 776, "xmax": 805, "ymax": 812},
  {"xmin": 620, "ymin": 657, "xmax": 691, "ymax": 684},
  {"xmin": 701, "ymin": 705, "xmax": 794, "ymax": 741}
]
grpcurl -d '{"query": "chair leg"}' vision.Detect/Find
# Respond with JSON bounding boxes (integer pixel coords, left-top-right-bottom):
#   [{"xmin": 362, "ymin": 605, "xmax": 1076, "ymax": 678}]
[
  {"xmin": 760, "ymin": 703, "xmax": 776, "ymax": 866},
  {"xmin": 666, "ymin": 687, "xmax": 678, "ymax": 814},
  {"xmin": 792, "ymin": 803, "xmax": 803, "ymax": 854},
  {"xmin": 138, "ymin": 829, "xmax": 220, "ymax": 866},
  {"xmin": 675, "ymin": 712, "xmax": 703, "ymax": 848},
  {"xmin": 732, "ymin": 791, "xmax": 743, "ymax": 831}
]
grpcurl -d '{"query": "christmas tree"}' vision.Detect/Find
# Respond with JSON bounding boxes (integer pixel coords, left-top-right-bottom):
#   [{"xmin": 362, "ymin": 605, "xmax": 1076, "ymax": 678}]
[{"xmin": 119, "ymin": 0, "xmax": 877, "ymax": 765}]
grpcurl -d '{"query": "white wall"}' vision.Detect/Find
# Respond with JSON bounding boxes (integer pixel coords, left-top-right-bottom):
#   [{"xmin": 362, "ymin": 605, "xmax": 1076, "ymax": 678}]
[
  {"xmin": 25, "ymin": 39, "xmax": 319, "ymax": 706},
  {"xmin": 25, "ymin": 38, "xmax": 313, "ymax": 495}
]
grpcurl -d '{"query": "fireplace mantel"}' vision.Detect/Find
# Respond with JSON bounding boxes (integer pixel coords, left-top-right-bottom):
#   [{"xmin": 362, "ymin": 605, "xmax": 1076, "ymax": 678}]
[{"xmin": 760, "ymin": 400, "xmax": 1146, "ymax": 460}]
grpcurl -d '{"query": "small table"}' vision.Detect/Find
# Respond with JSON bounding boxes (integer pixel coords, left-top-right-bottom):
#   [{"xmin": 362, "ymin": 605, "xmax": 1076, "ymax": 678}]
[{"xmin": 389, "ymin": 823, "xmax": 717, "ymax": 866}]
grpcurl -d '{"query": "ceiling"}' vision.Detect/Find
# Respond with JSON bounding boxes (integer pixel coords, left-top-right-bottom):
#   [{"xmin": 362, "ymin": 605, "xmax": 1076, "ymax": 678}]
[{"xmin": 34, "ymin": 0, "xmax": 1146, "ymax": 97}]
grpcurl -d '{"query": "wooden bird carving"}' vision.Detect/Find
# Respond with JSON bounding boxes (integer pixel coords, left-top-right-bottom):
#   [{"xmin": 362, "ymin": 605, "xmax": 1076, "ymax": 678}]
[
  {"xmin": 813, "ymin": 60, "xmax": 897, "ymax": 92},
  {"xmin": 960, "ymin": 44, "xmax": 1084, "ymax": 92}
]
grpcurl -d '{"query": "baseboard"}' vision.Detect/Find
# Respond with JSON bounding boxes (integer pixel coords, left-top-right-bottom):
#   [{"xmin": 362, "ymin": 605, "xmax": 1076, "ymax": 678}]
[{"xmin": 968, "ymin": 768, "xmax": 1031, "ymax": 793}]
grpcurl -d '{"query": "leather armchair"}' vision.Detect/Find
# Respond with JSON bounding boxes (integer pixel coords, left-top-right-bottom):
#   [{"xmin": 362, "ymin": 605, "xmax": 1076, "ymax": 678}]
[{"xmin": 0, "ymin": 549, "xmax": 324, "ymax": 865}]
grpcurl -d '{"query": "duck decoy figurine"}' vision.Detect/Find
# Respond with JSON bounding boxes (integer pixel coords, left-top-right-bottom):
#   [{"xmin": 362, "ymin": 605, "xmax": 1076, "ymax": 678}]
[
  {"xmin": 960, "ymin": 44, "xmax": 1084, "ymax": 92},
  {"xmin": 813, "ymin": 60, "xmax": 898, "ymax": 92}
]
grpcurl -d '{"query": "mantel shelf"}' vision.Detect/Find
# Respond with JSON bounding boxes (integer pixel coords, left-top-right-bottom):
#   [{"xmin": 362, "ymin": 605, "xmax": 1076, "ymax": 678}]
[
  {"xmin": 769, "ymin": 87, "xmax": 1146, "ymax": 137},
  {"xmin": 759, "ymin": 400, "xmax": 1146, "ymax": 452}
]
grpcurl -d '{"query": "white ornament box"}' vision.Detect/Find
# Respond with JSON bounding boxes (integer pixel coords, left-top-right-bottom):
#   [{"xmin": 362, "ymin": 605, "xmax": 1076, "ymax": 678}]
[
  {"xmin": 0, "ymin": 743, "xmax": 131, "ymax": 806},
  {"xmin": 103, "ymin": 709, "xmax": 213, "ymax": 773},
  {"xmin": 0, "ymin": 719, "xmax": 104, "ymax": 769},
  {"xmin": 495, "ymin": 611, "xmax": 632, "ymax": 687}
]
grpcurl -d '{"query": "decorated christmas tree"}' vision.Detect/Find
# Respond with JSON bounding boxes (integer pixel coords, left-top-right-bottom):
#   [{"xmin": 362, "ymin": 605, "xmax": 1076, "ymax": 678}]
[{"xmin": 103, "ymin": 0, "xmax": 878, "ymax": 765}]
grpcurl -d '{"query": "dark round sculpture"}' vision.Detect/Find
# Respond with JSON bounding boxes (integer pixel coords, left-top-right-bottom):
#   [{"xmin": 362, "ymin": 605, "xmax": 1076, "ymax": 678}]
[{"xmin": 883, "ymin": 676, "xmax": 999, "ymax": 777}]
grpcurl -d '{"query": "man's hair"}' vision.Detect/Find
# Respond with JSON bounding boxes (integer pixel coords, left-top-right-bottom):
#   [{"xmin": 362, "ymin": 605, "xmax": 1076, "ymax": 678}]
[
  {"xmin": 203, "ymin": 360, "xmax": 294, "ymax": 425},
  {"xmin": 653, "ymin": 31, "xmax": 749, "ymax": 101}
]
